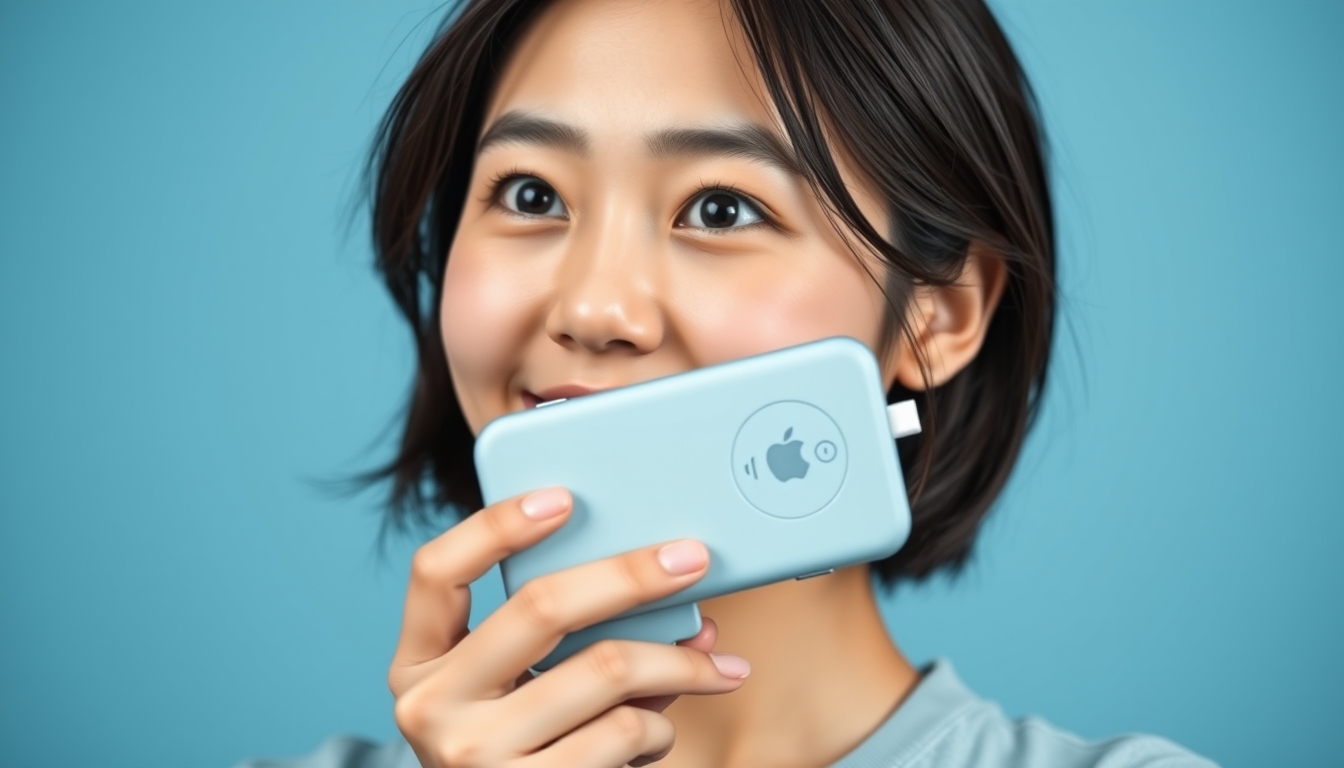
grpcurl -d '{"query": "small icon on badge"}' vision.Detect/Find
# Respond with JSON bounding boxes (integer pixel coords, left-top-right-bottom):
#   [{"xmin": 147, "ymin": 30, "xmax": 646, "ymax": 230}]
[{"xmin": 814, "ymin": 440, "xmax": 837, "ymax": 463}]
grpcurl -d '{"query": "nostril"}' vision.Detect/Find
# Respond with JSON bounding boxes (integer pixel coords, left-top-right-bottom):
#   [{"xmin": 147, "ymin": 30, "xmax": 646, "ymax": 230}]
[
  {"xmin": 554, "ymin": 332, "xmax": 640, "ymax": 354},
  {"xmin": 553, "ymin": 332, "xmax": 585, "ymax": 352}
]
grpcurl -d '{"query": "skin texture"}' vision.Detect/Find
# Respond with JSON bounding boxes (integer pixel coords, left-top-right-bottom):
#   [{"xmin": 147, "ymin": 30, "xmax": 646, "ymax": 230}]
[{"xmin": 390, "ymin": 0, "xmax": 1008, "ymax": 766}]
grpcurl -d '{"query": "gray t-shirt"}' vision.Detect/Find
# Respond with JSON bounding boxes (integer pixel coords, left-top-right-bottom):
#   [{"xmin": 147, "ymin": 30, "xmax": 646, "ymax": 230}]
[{"xmin": 235, "ymin": 660, "xmax": 1217, "ymax": 768}]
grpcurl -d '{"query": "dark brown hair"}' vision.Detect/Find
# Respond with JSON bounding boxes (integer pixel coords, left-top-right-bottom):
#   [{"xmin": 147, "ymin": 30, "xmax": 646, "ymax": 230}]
[{"xmin": 364, "ymin": 0, "xmax": 1055, "ymax": 586}]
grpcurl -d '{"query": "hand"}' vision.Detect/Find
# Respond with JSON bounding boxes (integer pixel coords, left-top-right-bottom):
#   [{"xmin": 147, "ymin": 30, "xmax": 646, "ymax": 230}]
[{"xmin": 389, "ymin": 487, "xmax": 751, "ymax": 767}]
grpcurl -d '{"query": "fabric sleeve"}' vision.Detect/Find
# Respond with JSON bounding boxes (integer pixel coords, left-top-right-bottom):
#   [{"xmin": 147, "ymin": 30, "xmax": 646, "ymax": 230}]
[{"xmin": 232, "ymin": 736, "xmax": 418, "ymax": 768}]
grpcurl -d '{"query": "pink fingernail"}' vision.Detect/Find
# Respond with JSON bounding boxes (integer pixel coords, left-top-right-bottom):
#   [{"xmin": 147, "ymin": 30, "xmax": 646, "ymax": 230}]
[
  {"xmin": 656, "ymin": 540, "xmax": 708, "ymax": 575},
  {"xmin": 520, "ymin": 488, "xmax": 569, "ymax": 520},
  {"xmin": 710, "ymin": 653, "xmax": 751, "ymax": 679}
]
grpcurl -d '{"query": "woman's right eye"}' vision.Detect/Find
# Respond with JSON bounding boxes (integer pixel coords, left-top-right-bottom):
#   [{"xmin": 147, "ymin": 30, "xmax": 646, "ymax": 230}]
[{"xmin": 496, "ymin": 176, "xmax": 568, "ymax": 218}]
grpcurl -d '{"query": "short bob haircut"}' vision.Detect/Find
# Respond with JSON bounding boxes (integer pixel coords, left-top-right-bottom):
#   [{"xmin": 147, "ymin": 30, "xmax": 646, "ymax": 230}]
[{"xmin": 365, "ymin": 0, "xmax": 1055, "ymax": 586}]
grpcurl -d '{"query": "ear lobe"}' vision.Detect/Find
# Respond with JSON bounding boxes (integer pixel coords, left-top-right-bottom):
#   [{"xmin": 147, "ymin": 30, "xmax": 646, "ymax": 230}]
[{"xmin": 889, "ymin": 241, "xmax": 1008, "ymax": 391}]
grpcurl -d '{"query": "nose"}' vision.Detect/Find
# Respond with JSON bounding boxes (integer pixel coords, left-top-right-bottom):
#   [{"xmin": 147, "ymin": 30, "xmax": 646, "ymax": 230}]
[{"xmin": 545, "ymin": 211, "xmax": 665, "ymax": 355}]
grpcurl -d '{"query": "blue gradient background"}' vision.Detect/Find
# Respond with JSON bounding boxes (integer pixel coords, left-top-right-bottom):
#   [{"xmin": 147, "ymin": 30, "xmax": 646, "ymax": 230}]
[{"xmin": 1, "ymin": 2, "xmax": 1340, "ymax": 767}]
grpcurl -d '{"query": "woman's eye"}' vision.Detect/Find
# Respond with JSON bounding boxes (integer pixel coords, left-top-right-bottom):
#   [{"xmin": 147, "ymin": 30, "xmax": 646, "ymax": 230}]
[
  {"xmin": 680, "ymin": 190, "xmax": 765, "ymax": 230},
  {"xmin": 497, "ymin": 176, "xmax": 567, "ymax": 217}
]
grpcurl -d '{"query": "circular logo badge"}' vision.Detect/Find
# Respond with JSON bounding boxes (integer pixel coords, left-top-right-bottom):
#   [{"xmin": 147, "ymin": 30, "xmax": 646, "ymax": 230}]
[{"xmin": 731, "ymin": 401, "xmax": 847, "ymax": 519}]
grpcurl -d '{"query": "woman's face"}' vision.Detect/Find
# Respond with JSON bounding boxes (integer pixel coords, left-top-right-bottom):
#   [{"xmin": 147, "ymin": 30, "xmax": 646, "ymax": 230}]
[{"xmin": 442, "ymin": 0, "xmax": 897, "ymax": 433}]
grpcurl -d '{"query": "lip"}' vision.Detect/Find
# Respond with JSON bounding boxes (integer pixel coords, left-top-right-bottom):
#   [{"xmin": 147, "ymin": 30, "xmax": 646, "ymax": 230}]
[{"xmin": 523, "ymin": 384, "xmax": 611, "ymax": 409}]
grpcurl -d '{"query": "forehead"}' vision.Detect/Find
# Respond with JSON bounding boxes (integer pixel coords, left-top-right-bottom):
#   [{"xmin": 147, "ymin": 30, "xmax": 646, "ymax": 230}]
[{"xmin": 483, "ymin": 0, "xmax": 779, "ymax": 136}]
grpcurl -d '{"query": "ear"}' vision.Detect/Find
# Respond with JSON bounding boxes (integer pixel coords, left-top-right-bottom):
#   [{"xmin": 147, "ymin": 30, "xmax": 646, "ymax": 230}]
[{"xmin": 887, "ymin": 241, "xmax": 1008, "ymax": 391}]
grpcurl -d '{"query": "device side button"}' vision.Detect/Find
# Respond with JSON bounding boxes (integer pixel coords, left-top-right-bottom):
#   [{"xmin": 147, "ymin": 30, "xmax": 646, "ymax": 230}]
[{"xmin": 795, "ymin": 569, "xmax": 835, "ymax": 580}]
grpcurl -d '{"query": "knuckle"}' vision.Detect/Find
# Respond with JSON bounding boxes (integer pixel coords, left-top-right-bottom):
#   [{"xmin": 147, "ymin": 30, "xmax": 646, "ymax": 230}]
[
  {"xmin": 637, "ymin": 717, "xmax": 677, "ymax": 766},
  {"xmin": 392, "ymin": 692, "xmax": 430, "ymax": 737},
  {"xmin": 606, "ymin": 705, "xmax": 648, "ymax": 745},
  {"xmin": 409, "ymin": 546, "xmax": 446, "ymax": 586},
  {"xmin": 615, "ymin": 553, "xmax": 654, "ymax": 595},
  {"xmin": 434, "ymin": 736, "xmax": 483, "ymax": 768},
  {"xmin": 513, "ymin": 580, "xmax": 565, "ymax": 631},
  {"xmin": 586, "ymin": 640, "xmax": 635, "ymax": 688}
]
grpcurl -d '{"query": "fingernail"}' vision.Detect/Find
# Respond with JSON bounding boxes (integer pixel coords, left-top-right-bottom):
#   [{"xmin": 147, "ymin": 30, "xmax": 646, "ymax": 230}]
[
  {"xmin": 520, "ymin": 488, "xmax": 569, "ymax": 520},
  {"xmin": 710, "ymin": 653, "xmax": 751, "ymax": 680},
  {"xmin": 656, "ymin": 540, "xmax": 708, "ymax": 575}
]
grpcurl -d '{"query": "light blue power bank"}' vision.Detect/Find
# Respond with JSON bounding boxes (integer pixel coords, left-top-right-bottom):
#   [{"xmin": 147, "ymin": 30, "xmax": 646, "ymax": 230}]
[{"xmin": 474, "ymin": 337, "xmax": 913, "ymax": 669}]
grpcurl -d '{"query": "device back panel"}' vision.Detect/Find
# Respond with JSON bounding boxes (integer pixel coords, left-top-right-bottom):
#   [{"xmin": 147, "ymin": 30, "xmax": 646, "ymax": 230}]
[{"xmin": 475, "ymin": 337, "xmax": 912, "ymax": 618}]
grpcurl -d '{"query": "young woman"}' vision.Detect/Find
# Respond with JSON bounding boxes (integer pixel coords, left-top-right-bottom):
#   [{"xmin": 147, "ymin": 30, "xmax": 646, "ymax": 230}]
[{"xmin": 244, "ymin": 0, "xmax": 1216, "ymax": 766}]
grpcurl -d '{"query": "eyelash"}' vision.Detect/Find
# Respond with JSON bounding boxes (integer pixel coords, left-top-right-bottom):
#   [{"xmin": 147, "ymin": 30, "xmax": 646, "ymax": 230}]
[
  {"xmin": 682, "ymin": 179, "xmax": 775, "ymax": 235},
  {"xmin": 482, "ymin": 169, "xmax": 778, "ymax": 234},
  {"xmin": 483, "ymin": 167, "xmax": 552, "ymax": 215}
]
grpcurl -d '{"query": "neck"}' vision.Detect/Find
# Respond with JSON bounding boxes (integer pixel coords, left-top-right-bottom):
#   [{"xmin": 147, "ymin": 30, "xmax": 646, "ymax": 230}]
[{"xmin": 662, "ymin": 565, "xmax": 918, "ymax": 768}]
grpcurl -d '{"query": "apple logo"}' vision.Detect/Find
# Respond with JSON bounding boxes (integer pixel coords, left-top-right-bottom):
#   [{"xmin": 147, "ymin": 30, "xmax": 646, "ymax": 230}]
[{"xmin": 766, "ymin": 427, "xmax": 810, "ymax": 482}]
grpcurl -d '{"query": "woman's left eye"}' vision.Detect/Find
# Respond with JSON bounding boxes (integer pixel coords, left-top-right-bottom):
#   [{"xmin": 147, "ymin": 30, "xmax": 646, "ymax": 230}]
[{"xmin": 678, "ymin": 190, "xmax": 765, "ymax": 231}]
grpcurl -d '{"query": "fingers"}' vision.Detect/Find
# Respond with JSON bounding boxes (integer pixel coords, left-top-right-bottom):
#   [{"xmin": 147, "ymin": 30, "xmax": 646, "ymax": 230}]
[
  {"xmin": 676, "ymin": 615, "xmax": 718, "ymax": 654},
  {"xmin": 390, "ymin": 487, "xmax": 572, "ymax": 690},
  {"xmin": 389, "ymin": 489, "xmax": 729, "ymax": 768},
  {"xmin": 629, "ymin": 617, "xmax": 721, "ymax": 714},
  {"xmin": 444, "ymin": 538, "xmax": 711, "ymax": 696},
  {"xmin": 514, "ymin": 705, "xmax": 675, "ymax": 768},
  {"xmin": 489, "ymin": 637, "xmax": 747, "ymax": 753}
]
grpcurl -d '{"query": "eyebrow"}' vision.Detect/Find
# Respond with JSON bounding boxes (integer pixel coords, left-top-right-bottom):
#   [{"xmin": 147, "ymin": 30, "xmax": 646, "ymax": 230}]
[
  {"xmin": 476, "ymin": 110, "xmax": 801, "ymax": 176},
  {"xmin": 647, "ymin": 124, "xmax": 801, "ymax": 176},
  {"xmin": 477, "ymin": 111, "xmax": 590, "ymax": 156}
]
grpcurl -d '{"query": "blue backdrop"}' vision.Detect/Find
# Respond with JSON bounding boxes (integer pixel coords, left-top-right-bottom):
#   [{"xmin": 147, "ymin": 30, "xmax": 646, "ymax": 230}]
[{"xmin": 1, "ymin": 2, "xmax": 1340, "ymax": 767}]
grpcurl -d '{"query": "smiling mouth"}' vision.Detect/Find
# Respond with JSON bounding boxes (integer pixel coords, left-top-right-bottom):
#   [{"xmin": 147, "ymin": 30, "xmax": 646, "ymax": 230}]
[{"xmin": 522, "ymin": 385, "xmax": 606, "ymax": 409}]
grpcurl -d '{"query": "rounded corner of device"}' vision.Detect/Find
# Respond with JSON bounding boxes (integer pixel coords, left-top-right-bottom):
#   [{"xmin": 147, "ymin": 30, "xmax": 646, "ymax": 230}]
[
  {"xmin": 473, "ymin": 416, "xmax": 507, "ymax": 465},
  {"xmin": 892, "ymin": 524, "xmax": 912, "ymax": 553},
  {"xmin": 822, "ymin": 335, "xmax": 882, "ymax": 375},
  {"xmin": 686, "ymin": 602, "xmax": 704, "ymax": 635},
  {"xmin": 825, "ymin": 334, "xmax": 867, "ymax": 351},
  {"xmin": 881, "ymin": 517, "xmax": 913, "ymax": 561},
  {"xmin": 871, "ymin": 525, "xmax": 911, "ymax": 563},
  {"xmin": 830, "ymin": 335, "xmax": 870, "ymax": 353}
]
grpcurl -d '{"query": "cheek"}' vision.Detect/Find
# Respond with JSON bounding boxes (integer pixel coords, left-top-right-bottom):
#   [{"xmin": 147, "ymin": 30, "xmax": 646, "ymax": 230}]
[
  {"xmin": 439, "ymin": 241, "xmax": 546, "ymax": 430},
  {"xmin": 669, "ymin": 248, "xmax": 890, "ymax": 367}
]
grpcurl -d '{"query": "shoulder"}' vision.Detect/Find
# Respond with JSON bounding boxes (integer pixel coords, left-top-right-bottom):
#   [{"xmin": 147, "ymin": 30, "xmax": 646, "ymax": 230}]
[
  {"xmin": 830, "ymin": 660, "xmax": 1218, "ymax": 768},
  {"xmin": 949, "ymin": 709, "xmax": 1218, "ymax": 768},
  {"xmin": 232, "ymin": 736, "xmax": 418, "ymax": 768}
]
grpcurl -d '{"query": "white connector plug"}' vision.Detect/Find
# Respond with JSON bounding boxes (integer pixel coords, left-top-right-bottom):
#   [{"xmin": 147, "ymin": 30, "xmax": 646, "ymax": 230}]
[{"xmin": 886, "ymin": 400, "xmax": 921, "ymax": 439}]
